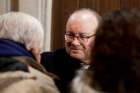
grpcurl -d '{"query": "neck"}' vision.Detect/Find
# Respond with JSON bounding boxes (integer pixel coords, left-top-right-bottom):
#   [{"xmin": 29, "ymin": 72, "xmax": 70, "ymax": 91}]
[{"xmin": 81, "ymin": 59, "xmax": 91, "ymax": 65}]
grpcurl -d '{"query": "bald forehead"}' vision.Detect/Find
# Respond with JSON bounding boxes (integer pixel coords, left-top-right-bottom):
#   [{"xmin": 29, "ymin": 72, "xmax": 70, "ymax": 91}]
[
  {"xmin": 70, "ymin": 9, "xmax": 100, "ymax": 21},
  {"xmin": 66, "ymin": 9, "xmax": 100, "ymax": 34},
  {"xmin": 69, "ymin": 10, "xmax": 98, "ymax": 22}
]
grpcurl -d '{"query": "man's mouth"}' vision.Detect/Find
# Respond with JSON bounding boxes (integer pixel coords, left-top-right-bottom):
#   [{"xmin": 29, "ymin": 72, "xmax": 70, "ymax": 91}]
[
  {"xmin": 70, "ymin": 48, "xmax": 81, "ymax": 53},
  {"xmin": 70, "ymin": 47, "xmax": 80, "ymax": 50}
]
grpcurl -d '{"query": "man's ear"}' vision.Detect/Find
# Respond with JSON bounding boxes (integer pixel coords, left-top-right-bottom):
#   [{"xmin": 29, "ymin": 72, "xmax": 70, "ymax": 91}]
[{"xmin": 30, "ymin": 48, "xmax": 41, "ymax": 63}]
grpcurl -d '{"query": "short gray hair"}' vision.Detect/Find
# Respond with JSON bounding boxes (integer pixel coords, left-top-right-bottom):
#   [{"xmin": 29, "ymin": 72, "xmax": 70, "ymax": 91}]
[{"xmin": 0, "ymin": 12, "xmax": 44, "ymax": 50}]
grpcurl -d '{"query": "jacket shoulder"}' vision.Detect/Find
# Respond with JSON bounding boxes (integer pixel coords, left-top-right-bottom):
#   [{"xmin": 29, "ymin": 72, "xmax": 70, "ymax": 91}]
[{"xmin": 41, "ymin": 48, "xmax": 67, "ymax": 62}]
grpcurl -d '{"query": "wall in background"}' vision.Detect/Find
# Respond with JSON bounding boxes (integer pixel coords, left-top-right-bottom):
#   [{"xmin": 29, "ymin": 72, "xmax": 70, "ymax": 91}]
[
  {"xmin": 0, "ymin": 0, "xmax": 11, "ymax": 14},
  {"xmin": 51, "ymin": 0, "xmax": 140, "ymax": 51},
  {"xmin": 2, "ymin": 0, "xmax": 139, "ymax": 51},
  {"xmin": 19, "ymin": 0, "xmax": 52, "ymax": 52}
]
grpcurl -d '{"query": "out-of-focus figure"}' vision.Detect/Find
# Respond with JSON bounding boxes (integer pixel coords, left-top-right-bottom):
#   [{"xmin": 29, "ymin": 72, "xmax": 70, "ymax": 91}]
[
  {"xmin": 72, "ymin": 9, "xmax": 140, "ymax": 93},
  {"xmin": 0, "ymin": 12, "xmax": 60, "ymax": 93}
]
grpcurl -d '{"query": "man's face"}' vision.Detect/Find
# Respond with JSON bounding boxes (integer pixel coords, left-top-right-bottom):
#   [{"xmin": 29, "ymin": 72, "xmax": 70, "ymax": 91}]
[{"xmin": 65, "ymin": 17, "xmax": 98, "ymax": 64}]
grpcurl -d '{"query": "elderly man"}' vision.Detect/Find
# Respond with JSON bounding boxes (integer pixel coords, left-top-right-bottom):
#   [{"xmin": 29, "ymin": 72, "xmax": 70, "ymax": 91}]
[
  {"xmin": 0, "ymin": 12, "xmax": 59, "ymax": 93},
  {"xmin": 41, "ymin": 8, "xmax": 101, "ymax": 93},
  {"xmin": 0, "ymin": 12, "xmax": 43, "ymax": 63}
]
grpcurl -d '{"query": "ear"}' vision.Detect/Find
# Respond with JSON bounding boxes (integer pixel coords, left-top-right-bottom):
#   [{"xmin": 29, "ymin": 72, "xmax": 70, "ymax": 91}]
[
  {"xmin": 64, "ymin": 35, "xmax": 67, "ymax": 40},
  {"xmin": 31, "ymin": 48, "xmax": 41, "ymax": 64}
]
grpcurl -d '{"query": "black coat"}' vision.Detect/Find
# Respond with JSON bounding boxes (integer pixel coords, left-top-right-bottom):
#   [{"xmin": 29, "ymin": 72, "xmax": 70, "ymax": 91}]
[{"xmin": 41, "ymin": 48, "xmax": 82, "ymax": 93}]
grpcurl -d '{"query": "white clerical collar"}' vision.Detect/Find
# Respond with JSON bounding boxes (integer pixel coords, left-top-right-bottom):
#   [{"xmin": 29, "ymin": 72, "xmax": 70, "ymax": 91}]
[{"xmin": 80, "ymin": 63, "xmax": 90, "ymax": 70}]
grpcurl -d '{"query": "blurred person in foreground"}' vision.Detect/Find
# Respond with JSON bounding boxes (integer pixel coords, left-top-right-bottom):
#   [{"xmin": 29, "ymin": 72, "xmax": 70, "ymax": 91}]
[
  {"xmin": 72, "ymin": 9, "xmax": 140, "ymax": 93},
  {"xmin": 0, "ymin": 12, "xmax": 59, "ymax": 93},
  {"xmin": 41, "ymin": 8, "xmax": 101, "ymax": 93}
]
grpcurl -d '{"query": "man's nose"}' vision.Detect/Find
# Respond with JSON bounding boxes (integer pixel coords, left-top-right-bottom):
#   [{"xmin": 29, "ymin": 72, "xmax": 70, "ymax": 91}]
[{"xmin": 71, "ymin": 37, "xmax": 80, "ymax": 45}]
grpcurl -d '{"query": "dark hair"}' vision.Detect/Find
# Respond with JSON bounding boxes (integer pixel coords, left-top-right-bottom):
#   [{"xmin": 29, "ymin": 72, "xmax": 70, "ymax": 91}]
[{"xmin": 89, "ymin": 9, "xmax": 140, "ymax": 93}]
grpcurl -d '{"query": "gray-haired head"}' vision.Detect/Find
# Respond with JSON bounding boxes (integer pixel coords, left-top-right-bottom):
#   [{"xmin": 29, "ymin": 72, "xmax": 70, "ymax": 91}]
[{"xmin": 0, "ymin": 12, "xmax": 44, "ymax": 51}]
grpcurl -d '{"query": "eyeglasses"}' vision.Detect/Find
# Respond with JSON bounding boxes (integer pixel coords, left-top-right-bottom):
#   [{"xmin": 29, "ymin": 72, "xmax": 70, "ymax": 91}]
[{"xmin": 65, "ymin": 32, "xmax": 95, "ymax": 43}]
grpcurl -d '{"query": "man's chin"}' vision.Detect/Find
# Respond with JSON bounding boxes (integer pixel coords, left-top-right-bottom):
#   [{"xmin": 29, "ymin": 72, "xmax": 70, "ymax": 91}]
[
  {"xmin": 70, "ymin": 49, "xmax": 82, "ymax": 56},
  {"xmin": 70, "ymin": 51, "xmax": 83, "ymax": 59}
]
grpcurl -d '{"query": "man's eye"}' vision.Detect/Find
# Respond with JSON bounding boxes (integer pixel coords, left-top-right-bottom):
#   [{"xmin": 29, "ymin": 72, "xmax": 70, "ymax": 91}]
[
  {"xmin": 80, "ymin": 35, "xmax": 88, "ymax": 38},
  {"xmin": 67, "ymin": 34, "xmax": 74, "ymax": 38},
  {"xmin": 69, "ymin": 34, "xmax": 74, "ymax": 37},
  {"xmin": 66, "ymin": 33, "xmax": 72, "ymax": 36}
]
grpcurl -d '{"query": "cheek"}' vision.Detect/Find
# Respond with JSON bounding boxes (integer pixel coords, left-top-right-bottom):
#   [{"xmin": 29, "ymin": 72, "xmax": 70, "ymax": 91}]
[
  {"xmin": 83, "ymin": 41, "xmax": 94, "ymax": 55},
  {"xmin": 84, "ymin": 42, "xmax": 93, "ymax": 50},
  {"xmin": 65, "ymin": 42, "xmax": 71, "ymax": 53},
  {"xmin": 88, "ymin": 39, "xmax": 95, "ymax": 48},
  {"xmin": 65, "ymin": 41, "xmax": 71, "ymax": 48}
]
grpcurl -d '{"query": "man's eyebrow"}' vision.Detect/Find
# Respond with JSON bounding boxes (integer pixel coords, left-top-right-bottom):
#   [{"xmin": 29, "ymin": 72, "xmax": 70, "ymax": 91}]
[
  {"xmin": 79, "ymin": 33, "xmax": 93, "ymax": 36},
  {"xmin": 66, "ymin": 32, "xmax": 93, "ymax": 36}
]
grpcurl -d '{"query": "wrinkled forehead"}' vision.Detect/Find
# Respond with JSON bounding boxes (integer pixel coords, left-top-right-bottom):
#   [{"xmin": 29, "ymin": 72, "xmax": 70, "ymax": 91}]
[{"xmin": 66, "ymin": 15, "xmax": 99, "ymax": 35}]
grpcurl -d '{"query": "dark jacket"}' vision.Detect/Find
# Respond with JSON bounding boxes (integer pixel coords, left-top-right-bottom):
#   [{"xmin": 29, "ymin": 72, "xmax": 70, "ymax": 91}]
[{"xmin": 41, "ymin": 48, "xmax": 82, "ymax": 93}]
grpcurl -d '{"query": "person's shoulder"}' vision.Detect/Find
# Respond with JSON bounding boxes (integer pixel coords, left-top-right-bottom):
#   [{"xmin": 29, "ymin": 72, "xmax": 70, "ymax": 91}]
[
  {"xmin": 41, "ymin": 48, "xmax": 67, "ymax": 66},
  {"xmin": 41, "ymin": 48, "xmax": 67, "ymax": 57},
  {"xmin": 0, "ymin": 57, "xmax": 29, "ymax": 72},
  {"xmin": 0, "ymin": 59, "xmax": 60, "ymax": 93}
]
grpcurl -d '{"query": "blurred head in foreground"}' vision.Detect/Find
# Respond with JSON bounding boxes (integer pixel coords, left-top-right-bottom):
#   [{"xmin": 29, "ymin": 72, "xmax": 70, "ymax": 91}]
[{"xmin": 72, "ymin": 9, "xmax": 140, "ymax": 93}]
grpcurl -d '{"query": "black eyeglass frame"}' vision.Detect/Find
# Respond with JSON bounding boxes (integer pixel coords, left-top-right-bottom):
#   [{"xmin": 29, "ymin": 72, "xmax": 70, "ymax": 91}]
[{"xmin": 65, "ymin": 32, "xmax": 95, "ymax": 43}]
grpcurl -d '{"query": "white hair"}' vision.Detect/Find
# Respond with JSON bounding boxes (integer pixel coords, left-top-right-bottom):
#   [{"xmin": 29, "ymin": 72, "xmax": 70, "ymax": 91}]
[{"xmin": 0, "ymin": 12, "xmax": 44, "ymax": 51}]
